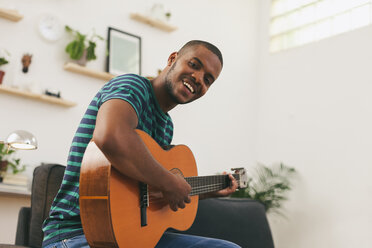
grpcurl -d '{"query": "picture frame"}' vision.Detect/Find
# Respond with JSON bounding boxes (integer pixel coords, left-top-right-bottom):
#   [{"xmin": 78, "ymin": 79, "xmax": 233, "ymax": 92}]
[{"xmin": 106, "ymin": 27, "xmax": 141, "ymax": 76}]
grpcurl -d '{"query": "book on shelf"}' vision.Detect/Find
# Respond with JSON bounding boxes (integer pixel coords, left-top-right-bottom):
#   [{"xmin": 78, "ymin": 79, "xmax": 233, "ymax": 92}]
[
  {"xmin": 0, "ymin": 182, "xmax": 29, "ymax": 193},
  {"xmin": 2, "ymin": 173, "xmax": 28, "ymax": 186}
]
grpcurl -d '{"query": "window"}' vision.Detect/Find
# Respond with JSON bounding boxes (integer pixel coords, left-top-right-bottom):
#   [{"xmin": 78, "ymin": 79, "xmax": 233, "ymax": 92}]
[{"xmin": 270, "ymin": 0, "xmax": 372, "ymax": 52}]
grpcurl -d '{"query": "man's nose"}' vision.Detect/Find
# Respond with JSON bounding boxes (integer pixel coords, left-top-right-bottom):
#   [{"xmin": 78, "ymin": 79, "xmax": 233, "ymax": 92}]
[{"xmin": 192, "ymin": 71, "xmax": 203, "ymax": 85}]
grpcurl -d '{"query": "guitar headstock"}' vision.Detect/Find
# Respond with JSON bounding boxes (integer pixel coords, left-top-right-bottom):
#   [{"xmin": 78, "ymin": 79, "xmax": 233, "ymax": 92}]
[{"xmin": 231, "ymin": 167, "xmax": 248, "ymax": 189}]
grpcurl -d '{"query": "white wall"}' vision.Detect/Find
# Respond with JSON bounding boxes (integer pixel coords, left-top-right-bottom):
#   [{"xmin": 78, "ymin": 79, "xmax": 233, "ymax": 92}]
[
  {"xmin": 0, "ymin": 0, "xmax": 259, "ymax": 243},
  {"xmin": 257, "ymin": 1, "xmax": 372, "ymax": 248}
]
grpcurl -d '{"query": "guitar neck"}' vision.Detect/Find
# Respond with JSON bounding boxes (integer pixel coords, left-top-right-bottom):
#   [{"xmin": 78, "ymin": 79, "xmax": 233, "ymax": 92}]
[{"xmin": 185, "ymin": 174, "xmax": 240, "ymax": 196}]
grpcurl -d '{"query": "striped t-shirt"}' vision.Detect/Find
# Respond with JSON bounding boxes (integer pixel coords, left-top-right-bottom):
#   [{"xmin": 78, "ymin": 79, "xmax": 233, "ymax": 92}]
[{"xmin": 42, "ymin": 74, "xmax": 174, "ymax": 247}]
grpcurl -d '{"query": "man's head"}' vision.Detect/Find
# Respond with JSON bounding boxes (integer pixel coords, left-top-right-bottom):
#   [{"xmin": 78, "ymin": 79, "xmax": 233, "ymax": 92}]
[
  {"xmin": 164, "ymin": 40, "xmax": 223, "ymax": 106},
  {"xmin": 178, "ymin": 40, "xmax": 223, "ymax": 68}
]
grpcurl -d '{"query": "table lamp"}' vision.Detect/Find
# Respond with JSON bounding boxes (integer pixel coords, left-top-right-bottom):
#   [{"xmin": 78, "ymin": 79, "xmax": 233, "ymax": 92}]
[{"xmin": 0, "ymin": 130, "xmax": 38, "ymax": 151}]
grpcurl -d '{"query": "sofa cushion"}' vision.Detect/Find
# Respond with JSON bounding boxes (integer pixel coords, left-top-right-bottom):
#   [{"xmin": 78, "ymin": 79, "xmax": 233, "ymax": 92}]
[
  {"xmin": 173, "ymin": 198, "xmax": 274, "ymax": 248},
  {"xmin": 28, "ymin": 164, "xmax": 65, "ymax": 248},
  {"xmin": 15, "ymin": 207, "xmax": 31, "ymax": 246}
]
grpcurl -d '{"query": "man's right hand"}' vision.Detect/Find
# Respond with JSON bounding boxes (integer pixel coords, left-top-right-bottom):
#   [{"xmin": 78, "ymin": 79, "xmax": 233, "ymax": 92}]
[
  {"xmin": 94, "ymin": 99, "xmax": 192, "ymax": 212},
  {"xmin": 161, "ymin": 174, "xmax": 191, "ymax": 211}
]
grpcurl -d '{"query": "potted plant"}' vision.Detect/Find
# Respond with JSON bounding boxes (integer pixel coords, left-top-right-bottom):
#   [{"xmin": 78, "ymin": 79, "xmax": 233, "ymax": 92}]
[
  {"xmin": 64, "ymin": 25, "xmax": 104, "ymax": 66},
  {"xmin": 0, "ymin": 54, "xmax": 9, "ymax": 85},
  {"xmin": 0, "ymin": 143, "xmax": 25, "ymax": 182},
  {"xmin": 231, "ymin": 162, "xmax": 297, "ymax": 215}
]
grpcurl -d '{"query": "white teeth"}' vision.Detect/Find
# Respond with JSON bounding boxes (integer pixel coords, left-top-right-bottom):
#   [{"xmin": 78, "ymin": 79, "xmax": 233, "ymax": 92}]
[{"xmin": 183, "ymin": 81, "xmax": 195, "ymax": 93}]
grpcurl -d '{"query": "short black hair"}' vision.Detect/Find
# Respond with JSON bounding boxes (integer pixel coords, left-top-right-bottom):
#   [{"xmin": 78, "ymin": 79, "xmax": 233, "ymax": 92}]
[{"xmin": 178, "ymin": 40, "xmax": 223, "ymax": 67}]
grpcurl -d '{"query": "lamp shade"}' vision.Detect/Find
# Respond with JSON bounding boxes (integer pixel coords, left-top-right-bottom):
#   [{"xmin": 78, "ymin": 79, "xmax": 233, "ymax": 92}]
[{"xmin": 5, "ymin": 130, "xmax": 38, "ymax": 150}]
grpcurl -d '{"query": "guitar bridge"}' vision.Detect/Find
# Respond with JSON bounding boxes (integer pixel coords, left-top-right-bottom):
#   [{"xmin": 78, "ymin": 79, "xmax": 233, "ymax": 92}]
[{"xmin": 139, "ymin": 182, "xmax": 149, "ymax": 227}]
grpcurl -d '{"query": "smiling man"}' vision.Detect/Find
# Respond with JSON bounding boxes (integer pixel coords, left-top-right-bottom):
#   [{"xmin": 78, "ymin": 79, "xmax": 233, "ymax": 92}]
[
  {"xmin": 42, "ymin": 40, "xmax": 240, "ymax": 248},
  {"xmin": 158, "ymin": 43, "xmax": 222, "ymax": 108}
]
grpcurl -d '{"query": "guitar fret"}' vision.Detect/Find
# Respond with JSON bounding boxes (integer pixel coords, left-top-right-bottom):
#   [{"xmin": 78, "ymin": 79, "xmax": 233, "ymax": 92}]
[
  {"xmin": 190, "ymin": 184, "xmax": 225, "ymax": 196},
  {"xmin": 185, "ymin": 174, "xmax": 241, "ymax": 196}
]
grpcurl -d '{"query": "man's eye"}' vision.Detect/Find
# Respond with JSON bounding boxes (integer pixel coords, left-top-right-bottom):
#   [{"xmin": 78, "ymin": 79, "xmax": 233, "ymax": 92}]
[{"xmin": 189, "ymin": 61, "xmax": 197, "ymax": 68}]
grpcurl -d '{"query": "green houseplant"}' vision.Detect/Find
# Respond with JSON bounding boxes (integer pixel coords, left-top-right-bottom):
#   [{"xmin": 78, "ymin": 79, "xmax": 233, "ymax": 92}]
[
  {"xmin": 0, "ymin": 143, "xmax": 25, "ymax": 181},
  {"xmin": 64, "ymin": 25, "xmax": 104, "ymax": 66},
  {"xmin": 0, "ymin": 57, "xmax": 9, "ymax": 66},
  {"xmin": 0, "ymin": 53, "xmax": 9, "ymax": 85},
  {"xmin": 231, "ymin": 163, "xmax": 297, "ymax": 215},
  {"xmin": 0, "ymin": 49, "xmax": 10, "ymax": 67}
]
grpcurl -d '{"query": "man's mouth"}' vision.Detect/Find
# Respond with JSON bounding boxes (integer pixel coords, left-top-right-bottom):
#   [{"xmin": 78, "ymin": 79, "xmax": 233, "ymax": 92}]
[{"xmin": 183, "ymin": 80, "xmax": 195, "ymax": 94}]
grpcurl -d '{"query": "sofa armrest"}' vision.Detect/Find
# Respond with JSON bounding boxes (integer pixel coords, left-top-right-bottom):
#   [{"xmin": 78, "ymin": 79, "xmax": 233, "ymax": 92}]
[
  {"xmin": 15, "ymin": 207, "xmax": 31, "ymax": 246},
  {"xmin": 172, "ymin": 198, "xmax": 274, "ymax": 248}
]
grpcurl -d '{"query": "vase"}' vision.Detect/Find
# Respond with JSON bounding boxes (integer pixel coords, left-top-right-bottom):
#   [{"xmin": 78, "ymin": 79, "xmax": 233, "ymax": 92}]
[
  {"xmin": 76, "ymin": 50, "xmax": 87, "ymax": 66},
  {"xmin": 0, "ymin": 160, "xmax": 8, "ymax": 182},
  {"xmin": 0, "ymin": 70, "xmax": 5, "ymax": 84}
]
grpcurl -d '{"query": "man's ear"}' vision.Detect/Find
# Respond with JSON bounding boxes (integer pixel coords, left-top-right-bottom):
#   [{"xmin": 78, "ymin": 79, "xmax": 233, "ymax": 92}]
[{"xmin": 167, "ymin": 52, "xmax": 178, "ymax": 66}]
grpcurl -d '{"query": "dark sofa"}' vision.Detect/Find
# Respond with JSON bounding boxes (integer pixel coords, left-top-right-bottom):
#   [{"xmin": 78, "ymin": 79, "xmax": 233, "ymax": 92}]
[{"xmin": 1, "ymin": 163, "xmax": 274, "ymax": 248}]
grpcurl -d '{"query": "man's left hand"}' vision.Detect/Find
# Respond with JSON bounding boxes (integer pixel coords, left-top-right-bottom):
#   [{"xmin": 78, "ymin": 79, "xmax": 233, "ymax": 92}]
[
  {"xmin": 214, "ymin": 173, "xmax": 238, "ymax": 197},
  {"xmin": 199, "ymin": 173, "xmax": 238, "ymax": 199}
]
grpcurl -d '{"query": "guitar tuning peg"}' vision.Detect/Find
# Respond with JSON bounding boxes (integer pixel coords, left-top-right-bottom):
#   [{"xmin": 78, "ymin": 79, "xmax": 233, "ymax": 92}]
[{"xmin": 230, "ymin": 167, "xmax": 248, "ymax": 189}]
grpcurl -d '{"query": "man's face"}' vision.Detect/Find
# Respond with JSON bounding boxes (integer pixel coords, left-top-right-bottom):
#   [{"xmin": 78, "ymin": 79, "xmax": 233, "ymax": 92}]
[{"xmin": 164, "ymin": 45, "xmax": 222, "ymax": 105}]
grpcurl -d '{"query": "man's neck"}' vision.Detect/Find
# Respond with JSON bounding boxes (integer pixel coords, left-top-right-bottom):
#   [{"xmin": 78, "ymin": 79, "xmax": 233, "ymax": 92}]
[{"xmin": 150, "ymin": 76, "xmax": 177, "ymax": 113}]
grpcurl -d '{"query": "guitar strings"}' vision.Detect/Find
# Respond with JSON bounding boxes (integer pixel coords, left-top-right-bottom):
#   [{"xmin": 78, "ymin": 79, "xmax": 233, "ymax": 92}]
[
  {"xmin": 142, "ymin": 174, "xmax": 241, "ymax": 205},
  {"xmin": 146, "ymin": 179, "xmax": 241, "ymax": 204},
  {"xmin": 147, "ymin": 183, "xmax": 226, "ymax": 202}
]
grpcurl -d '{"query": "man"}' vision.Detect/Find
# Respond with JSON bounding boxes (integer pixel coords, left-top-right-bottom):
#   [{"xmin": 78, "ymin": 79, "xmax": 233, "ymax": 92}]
[{"xmin": 42, "ymin": 40, "xmax": 240, "ymax": 248}]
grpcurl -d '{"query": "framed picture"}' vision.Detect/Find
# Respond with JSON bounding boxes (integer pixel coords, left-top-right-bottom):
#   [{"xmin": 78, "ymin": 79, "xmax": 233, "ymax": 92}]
[{"xmin": 106, "ymin": 27, "xmax": 141, "ymax": 76}]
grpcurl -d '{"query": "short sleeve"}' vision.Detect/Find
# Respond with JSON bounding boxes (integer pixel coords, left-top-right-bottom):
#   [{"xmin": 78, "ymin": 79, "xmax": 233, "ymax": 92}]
[{"xmin": 97, "ymin": 74, "xmax": 149, "ymax": 118}]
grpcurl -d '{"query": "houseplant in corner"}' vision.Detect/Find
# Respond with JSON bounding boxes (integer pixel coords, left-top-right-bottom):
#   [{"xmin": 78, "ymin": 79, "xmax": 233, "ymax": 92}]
[
  {"xmin": 0, "ymin": 143, "xmax": 25, "ymax": 182},
  {"xmin": 231, "ymin": 162, "xmax": 297, "ymax": 215},
  {"xmin": 64, "ymin": 25, "xmax": 104, "ymax": 66},
  {"xmin": 0, "ymin": 54, "xmax": 9, "ymax": 85}
]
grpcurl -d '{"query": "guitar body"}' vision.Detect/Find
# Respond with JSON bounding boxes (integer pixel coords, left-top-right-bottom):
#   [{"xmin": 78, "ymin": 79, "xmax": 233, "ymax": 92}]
[{"xmin": 80, "ymin": 129, "xmax": 199, "ymax": 248}]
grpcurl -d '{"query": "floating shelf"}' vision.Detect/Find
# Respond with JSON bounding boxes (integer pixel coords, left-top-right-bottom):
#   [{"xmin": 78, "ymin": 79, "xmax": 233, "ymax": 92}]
[
  {"xmin": 64, "ymin": 62, "xmax": 115, "ymax": 81},
  {"xmin": 0, "ymin": 8, "xmax": 23, "ymax": 22},
  {"xmin": 0, "ymin": 85, "xmax": 76, "ymax": 107},
  {"xmin": 130, "ymin": 13, "xmax": 177, "ymax": 32}
]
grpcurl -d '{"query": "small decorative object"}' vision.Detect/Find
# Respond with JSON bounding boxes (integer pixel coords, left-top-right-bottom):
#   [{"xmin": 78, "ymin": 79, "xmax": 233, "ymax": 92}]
[
  {"xmin": 165, "ymin": 11, "xmax": 171, "ymax": 21},
  {"xmin": 0, "ymin": 57, "xmax": 9, "ymax": 66},
  {"xmin": 0, "ymin": 57, "xmax": 8, "ymax": 85},
  {"xmin": 149, "ymin": 3, "xmax": 166, "ymax": 21},
  {"xmin": 65, "ymin": 25, "xmax": 104, "ymax": 66},
  {"xmin": 106, "ymin": 27, "xmax": 141, "ymax": 76},
  {"xmin": 38, "ymin": 14, "xmax": 64, "ymax": 42},
  {"xmin": 21, "ymin": 53, "xmax": 32, "ymax": 73},
  {"xmin": 0, "ymin": 49, "xmax": 10, "ymax": 84},
  {"xmin": 231, "ymin": 163, "xmax": 297, "ymax": 215},
  {"xmin": 44, "ymin": 89, "xmax": 61, "ymax": 98}
]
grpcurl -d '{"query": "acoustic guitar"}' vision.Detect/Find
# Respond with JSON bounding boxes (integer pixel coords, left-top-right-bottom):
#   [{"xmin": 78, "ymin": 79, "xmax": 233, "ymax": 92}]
[{"xmin": 80, "ymin": 129, "xmax": 248, "ymax": 248}]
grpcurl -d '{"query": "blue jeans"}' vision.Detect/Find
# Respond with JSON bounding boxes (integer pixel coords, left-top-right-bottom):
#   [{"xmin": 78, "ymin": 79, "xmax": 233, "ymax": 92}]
[
  {"xmin": 43, "ymin": 232, "xmax": 241, "ymax": 248},
  {"xmin": 43, "ymin": 234, "xmax": 89, "ymax": 248},
  {"xmin": 157, "ymin": 232, "xmax": 241, "ymax": 247}
]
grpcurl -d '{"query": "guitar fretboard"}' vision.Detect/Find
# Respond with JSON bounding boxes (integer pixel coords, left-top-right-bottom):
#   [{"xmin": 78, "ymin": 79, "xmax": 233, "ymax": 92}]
[
  {"xmin": 142, "ymin": 174, "xmax": 241, "ymax": 207},
  {"xmin": 186, "ymin": 174, "xmax": 240, "ymax": 196}
]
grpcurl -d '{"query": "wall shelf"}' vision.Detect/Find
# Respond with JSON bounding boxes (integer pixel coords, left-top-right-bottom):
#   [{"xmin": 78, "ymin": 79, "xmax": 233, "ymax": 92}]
[
  {"xmin": 63, "ymin": 62, "xmax": 115, "ymax": 81},
  {"xmin": 0, "ymin": 8, "xmax": 23, "ymax": 22},
  {"xmin": 0, "ymin": 85, "xmax": 77, "ymax": 107},
  {"xmin": 130, "ymin": 13, "xmax": 177, "ymax": 32}
]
